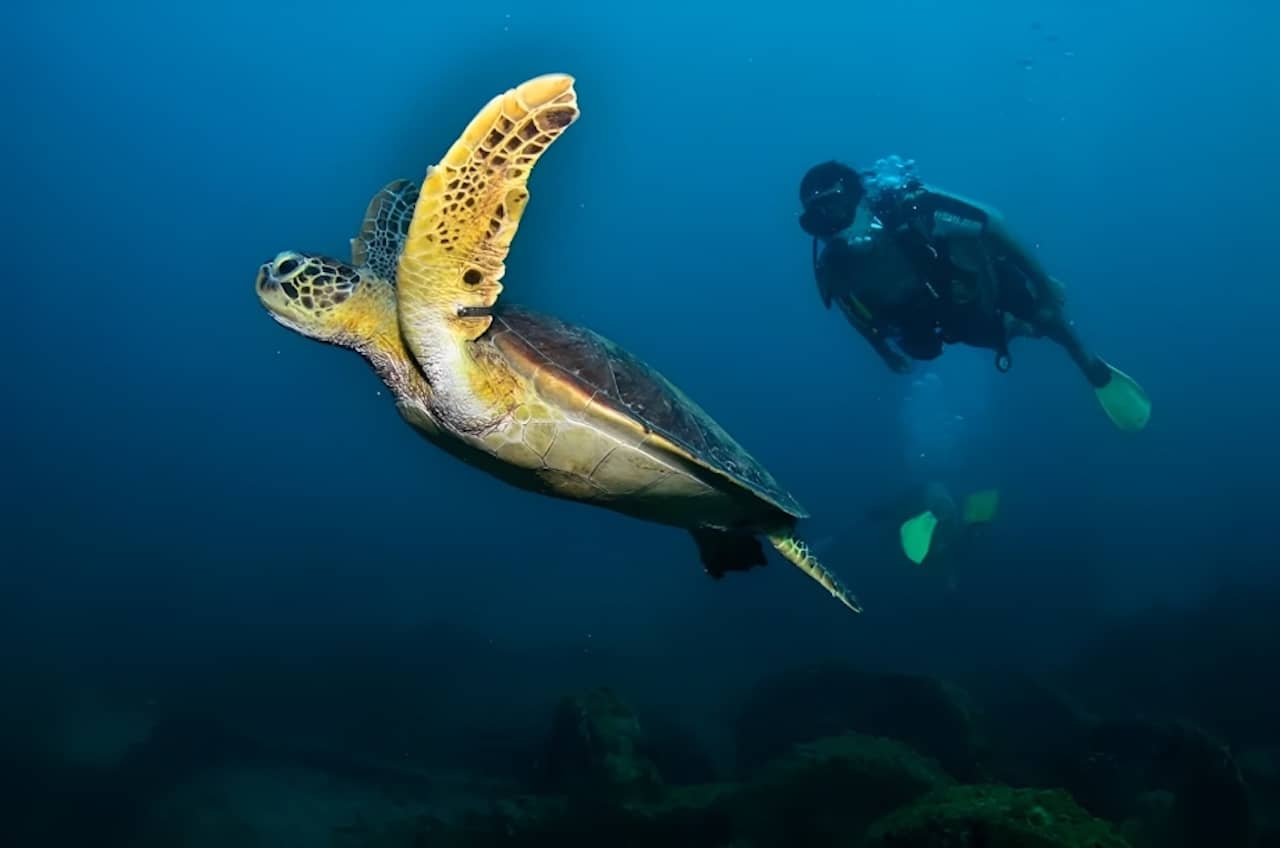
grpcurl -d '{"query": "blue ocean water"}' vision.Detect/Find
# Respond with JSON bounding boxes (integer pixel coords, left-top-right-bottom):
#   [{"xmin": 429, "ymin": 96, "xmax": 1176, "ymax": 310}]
[{"xmin": 3, "ymin": 1, "xmax": 1278, "ymax": 844}]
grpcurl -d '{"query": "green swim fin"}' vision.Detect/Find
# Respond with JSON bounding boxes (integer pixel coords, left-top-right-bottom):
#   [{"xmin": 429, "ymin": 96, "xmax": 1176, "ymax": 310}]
[
  {"xmin": 900, "ymin": 510, "xmax": 939, "ymax": 565},
  {"xmin": 1095, "ymin": 362, "xmax": 1151, "ymax": 432},
  {"xmin": 962, "ymin": 489, "xmax": 1000, "ymax": 525}
]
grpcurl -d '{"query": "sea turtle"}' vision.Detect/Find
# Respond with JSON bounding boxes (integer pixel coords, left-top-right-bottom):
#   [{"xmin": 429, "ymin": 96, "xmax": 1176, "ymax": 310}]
[{"xmin": 254, "ymin": 74, "xmax": 860, "ymax": 613}]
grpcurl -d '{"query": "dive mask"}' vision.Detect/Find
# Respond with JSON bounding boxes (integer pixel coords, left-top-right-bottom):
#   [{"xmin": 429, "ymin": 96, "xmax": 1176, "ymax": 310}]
[{"xmin": 799, "ymin": 180, "xmax": 857, "ymax": 237}]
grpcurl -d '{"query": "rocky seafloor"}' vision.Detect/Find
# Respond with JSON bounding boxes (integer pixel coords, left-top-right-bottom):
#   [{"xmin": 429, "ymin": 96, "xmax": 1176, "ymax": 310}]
[
  {"xmin": 7, "ymin": 667, "xmax": 1272, "ymax": 847},
  {"xmin": 7, "ymin": 585, "xmax": 1280, "ymax": 847}
]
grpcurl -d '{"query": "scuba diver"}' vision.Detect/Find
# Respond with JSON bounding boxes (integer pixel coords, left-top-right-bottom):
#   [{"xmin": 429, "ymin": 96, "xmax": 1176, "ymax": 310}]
[
  {"xmin": 797, "ymin": 156, "xmax": 1152, "ymax": 433},
  {"xmin": 867, "ymin": 482, "xmax": 1001, "ymax": 588},
  {"xmin": 867, "ymin": 481, "xmax": 1000, "ymax": 565}
]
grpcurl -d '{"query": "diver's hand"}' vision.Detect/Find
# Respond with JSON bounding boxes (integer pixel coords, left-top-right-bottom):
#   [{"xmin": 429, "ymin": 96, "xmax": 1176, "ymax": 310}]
[
  {"xmin": 870, "ymin": 336, "xmax": 912, "ymax": 373},
  {"xmin": 884, "ymin": 349, "xmax": 913, "ymax": 374}
]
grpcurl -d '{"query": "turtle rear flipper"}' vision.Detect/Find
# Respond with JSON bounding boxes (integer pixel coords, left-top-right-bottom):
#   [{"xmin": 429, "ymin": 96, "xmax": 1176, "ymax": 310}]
[
  {"xmin": 768, "ymin": 532, "xmax": 863, "ymax": 613},
  {"xmin": 690, "ymin": 528, "xmax": 767, "ymax": 579}
]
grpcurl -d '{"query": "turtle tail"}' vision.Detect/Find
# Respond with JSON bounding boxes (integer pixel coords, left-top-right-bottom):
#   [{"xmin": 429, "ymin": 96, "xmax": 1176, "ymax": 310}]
[{"xmin": 768, "ymin": 530, "xmax": 863, "ymax": 614}]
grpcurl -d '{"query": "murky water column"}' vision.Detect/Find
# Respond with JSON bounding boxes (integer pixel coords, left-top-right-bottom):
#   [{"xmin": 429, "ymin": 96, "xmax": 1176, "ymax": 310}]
[{"xmin": 899, "ymin": 353, "xmax": 993, "ymax": 479}]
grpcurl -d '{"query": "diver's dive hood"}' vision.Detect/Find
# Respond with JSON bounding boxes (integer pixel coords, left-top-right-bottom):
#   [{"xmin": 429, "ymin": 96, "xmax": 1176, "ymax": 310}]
[{"xmin": 799, "ymin": 160, "xmax": 864, "ymax": 237}]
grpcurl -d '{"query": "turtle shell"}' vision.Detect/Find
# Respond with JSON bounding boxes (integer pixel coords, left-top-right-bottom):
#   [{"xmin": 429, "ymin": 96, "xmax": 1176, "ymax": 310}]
[{"xmin": 487, "ymin": 306, "xmax": 808, "ymax": 518}]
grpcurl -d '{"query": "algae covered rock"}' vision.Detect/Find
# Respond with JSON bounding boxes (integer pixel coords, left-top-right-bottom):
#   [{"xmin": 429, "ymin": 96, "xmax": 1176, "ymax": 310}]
[
  {"xmin": 540, "ymin": 687, "xmax": 663, "ymax": 802},
  {"xmin": 425, "ymin": 733, "xmax": 950, "ymax": 848},
  {"xmin": 729, "ymin": 733, "xmax": 954, "ymax": 846},
  {"xmin": 864, "ymin": 784, "xmax": 1133, "ymax": 848}
]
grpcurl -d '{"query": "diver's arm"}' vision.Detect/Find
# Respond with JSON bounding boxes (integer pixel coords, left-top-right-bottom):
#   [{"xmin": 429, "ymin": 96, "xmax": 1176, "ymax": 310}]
[
  {"xmin": 837, "ymin": 295, "xmax": 911, "ymax": 373},
  {"xmin": 812, "ymin": 215, "xmax": 909, "ymax": 373},
  {"xmin": 977, "ymin": 210, "xmax": 1109, "ymax": 384},
  {"xmin": 979, "ymin": 212, "xmax": 1065, "ymax": 311}
]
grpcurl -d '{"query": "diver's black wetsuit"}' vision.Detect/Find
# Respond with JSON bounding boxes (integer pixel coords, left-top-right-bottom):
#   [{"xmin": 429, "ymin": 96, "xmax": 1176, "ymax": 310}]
[{"xmin": 815, "ymin": 183, "xmax": 1111, "ymax": 386}]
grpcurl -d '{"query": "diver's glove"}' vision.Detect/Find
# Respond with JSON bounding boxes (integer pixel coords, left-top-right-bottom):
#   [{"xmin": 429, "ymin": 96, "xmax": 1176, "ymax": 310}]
[{"xmin": 883, "ymin": 348, "xmax": 913, "ymax": 374}]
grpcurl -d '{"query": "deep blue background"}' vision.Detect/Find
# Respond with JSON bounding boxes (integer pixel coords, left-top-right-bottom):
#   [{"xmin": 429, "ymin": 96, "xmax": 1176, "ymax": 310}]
[{"xmin": 3, "ymin": 0, "xmax": 1277, "ymax": 725}]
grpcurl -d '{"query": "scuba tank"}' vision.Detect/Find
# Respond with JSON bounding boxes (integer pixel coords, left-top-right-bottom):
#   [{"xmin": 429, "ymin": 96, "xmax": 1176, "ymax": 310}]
[{"xmin": 863, "ymin": 156, "xmax": 1014, "ymax": 373}]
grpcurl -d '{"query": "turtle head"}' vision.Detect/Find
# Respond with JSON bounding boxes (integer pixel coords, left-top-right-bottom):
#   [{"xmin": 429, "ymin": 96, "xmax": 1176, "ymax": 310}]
[{"xmin": 256, "ymin": 251, "xmax": 396, "ymax": 351}]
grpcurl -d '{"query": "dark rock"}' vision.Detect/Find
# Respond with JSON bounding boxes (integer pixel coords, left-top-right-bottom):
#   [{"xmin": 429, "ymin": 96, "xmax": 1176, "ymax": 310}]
[
  {"xmin": 1241, "ymin": 747, "xmax": 1280, "ymax": 841},
  {"xmin": 963, "ymin": 669, "xmax": 1096, "ymax": 789},
  {"xmin": 1065, "ymin": 585, "xmax": 1280, "ymax": 749},
  {"xmin": 1118, "ymin": 790, "xmax": 1176, "ymax": 848},
  {"xmin": 1084, "ymin": 718, "xmax": 1254, "ymax": 848},
  {"xmin": 128, "ymin": 763, "xmax": 459, "ymax": 848},
  {"xmin": 637, "ymin": 711, "xmax": 720, "ymax": 786},
  {"xmin": 539, "ymin": 688, "xmax": 663, "ymax": 802},
  {"xmin": 734, "ymin": 661, "xmax": 984, "ymax": 780},
  {"xmin": 426, "ymin": 789, "xmax": 739, "ymax": 848}
]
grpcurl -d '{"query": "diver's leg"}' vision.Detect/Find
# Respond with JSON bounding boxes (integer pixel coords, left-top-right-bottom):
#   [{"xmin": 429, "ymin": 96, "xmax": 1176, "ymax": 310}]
[
  {"xmin": 1036, "ymin": 311, "xmax": 1111, "ymax": 387},
  {"xmin": 1034, "ymin": 309, "xmax": 1152, "ymax": 432},
  {"xmin": 995, "ymin": 259, "xmax": 1107, "ymax": 385},
  {"xmin": 993, "ymin": 262, "xmax": 1151, "ymax": 432},
  {"xmin": 1002, "ymin": 313, "xmax": 1037, "ymax": 341}
]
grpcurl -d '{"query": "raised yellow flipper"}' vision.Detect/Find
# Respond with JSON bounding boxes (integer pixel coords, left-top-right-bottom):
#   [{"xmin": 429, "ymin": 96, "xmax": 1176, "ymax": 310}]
[{"xmin": 397, "ymin": 74, "xmax": 580, "ymax": 348}]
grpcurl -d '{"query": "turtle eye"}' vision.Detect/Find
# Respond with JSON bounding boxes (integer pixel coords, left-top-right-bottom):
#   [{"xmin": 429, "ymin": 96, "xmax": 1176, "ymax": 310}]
[{"xmin": 275, "ymin": 257, "xmax": 300, "ymax": 276}]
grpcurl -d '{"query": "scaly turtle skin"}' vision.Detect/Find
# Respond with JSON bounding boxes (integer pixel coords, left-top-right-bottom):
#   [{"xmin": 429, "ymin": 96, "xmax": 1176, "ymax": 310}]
[{"xmin": 255, "ymin": 74, "xmax": 860, "ymax": 613}]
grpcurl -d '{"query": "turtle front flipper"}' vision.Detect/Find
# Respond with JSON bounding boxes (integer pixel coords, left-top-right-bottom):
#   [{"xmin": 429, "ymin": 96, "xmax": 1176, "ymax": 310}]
[
  {"xmin": 352, "ymin": 178, "xmax": 420, "ymax": 282},
  {"xmin": 768, "ymin": 531, "xmax": 863, "ymax": 613},
  {"xmin": 397, "ymin": 74, "xmax": 580, "ymax": 355}
]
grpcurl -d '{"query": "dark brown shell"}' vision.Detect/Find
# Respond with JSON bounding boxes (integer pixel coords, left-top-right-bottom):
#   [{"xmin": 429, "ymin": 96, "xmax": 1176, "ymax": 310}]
[{"xmin": 487, "ymin": 306, "xmax": 807, "ymax": 518}]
